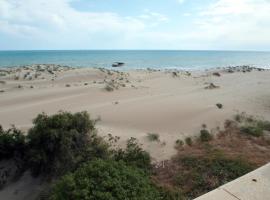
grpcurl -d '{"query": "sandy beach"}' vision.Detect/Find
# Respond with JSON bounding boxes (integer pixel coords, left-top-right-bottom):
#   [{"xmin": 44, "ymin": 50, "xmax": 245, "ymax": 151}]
[{"xmin": 1, "ymin": 65, "xmax": 270, "ymax": 161}]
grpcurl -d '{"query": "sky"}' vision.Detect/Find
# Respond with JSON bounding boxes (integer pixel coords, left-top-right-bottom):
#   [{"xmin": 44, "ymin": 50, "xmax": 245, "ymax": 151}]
[{"xmin": 0, "ymin": 0, "xmax": 270, "ymax": 50}]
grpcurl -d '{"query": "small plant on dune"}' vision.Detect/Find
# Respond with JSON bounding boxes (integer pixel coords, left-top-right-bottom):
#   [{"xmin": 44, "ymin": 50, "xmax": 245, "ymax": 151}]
[
  {"xmin": 104, "ymin": 83, "xmax": 114, "ymax": 92},
  {"xmin": 200, "ymin": 129, "xmax": 213, "ymax": 142},
  {"xmin": 216, "ymin": 103, "xmax": 223, "ymax": 109},
  {"xmin": 185, "ymin": 137, "xmax": 192, "ymax": 146},
  {"xmin": 147, "ymin": 133, "xmax": 160, "ymax": 142},
  {"xmin": 257, "ymin": 120, "xmax": 270, "ymax": 131},
  {"xmin": 175, "ymin": 139, "xmax": 184, "ymax": 149},
  {"xmin": 240, "ymin": 126, "xmax": 263, "ymax": 137}
]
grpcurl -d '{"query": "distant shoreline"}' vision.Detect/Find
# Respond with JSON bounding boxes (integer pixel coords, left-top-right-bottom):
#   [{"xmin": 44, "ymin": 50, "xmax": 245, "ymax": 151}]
[{"xmin": 1, "ymin": 50, "xmax": 270, "ymax": 69}]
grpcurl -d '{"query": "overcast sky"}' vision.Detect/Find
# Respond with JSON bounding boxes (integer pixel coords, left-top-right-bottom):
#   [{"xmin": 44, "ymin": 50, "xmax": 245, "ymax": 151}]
[{"xmin": 0, "ymin": 0, "xmax": 270, "ymax": 50}]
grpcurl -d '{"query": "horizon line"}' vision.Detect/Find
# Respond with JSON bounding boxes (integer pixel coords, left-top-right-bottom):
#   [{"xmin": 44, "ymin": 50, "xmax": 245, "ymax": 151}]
[{"xmin": 0, "ymin": 49, "xmax": 269, "ymax": 53}]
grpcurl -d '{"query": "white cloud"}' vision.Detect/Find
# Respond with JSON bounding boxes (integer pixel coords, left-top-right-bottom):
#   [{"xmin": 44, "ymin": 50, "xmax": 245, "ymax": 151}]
[
  {"xmin": 0, "ymin": 0, "xmax": 170, "ymax": 49},
  {"xmin": 0, "ymin": 0, "xmax": 270, "ymax": 50},
  {"xmin": 195, "ymin": 0, "xmax": 270, "ymax": 49}
]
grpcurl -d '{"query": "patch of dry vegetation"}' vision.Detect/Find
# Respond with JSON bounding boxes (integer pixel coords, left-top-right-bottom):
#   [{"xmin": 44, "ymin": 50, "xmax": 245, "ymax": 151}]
[{"xmin": 153, "ymin": 115, "xmax": 270, "ymax": 199}]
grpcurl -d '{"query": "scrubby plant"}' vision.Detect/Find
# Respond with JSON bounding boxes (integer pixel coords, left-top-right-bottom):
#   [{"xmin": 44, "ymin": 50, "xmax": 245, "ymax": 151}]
[
  {"xmin": 240, "ymin": 126, "xmax": 263, "ymax": 137},
  {"xmin": 185, "ymin": 137, "xmax": 192, "ymax": 146},
  {"xmin": 50, "ymin": 159, "xmax": 160, "ymax": 200},
  {"xmin": 200, "ymin": 129, "xmax": 213, "ymax": 142},
  {"xmin": 0, "ymin": 125, "xmax": 26, "ymax": 161},
  {"xmin": 113, "ymin": 137, "xmax": 151, "ymax": 171},
  {"xmin": 257, "ymin": 120, "xmax": 270, "ymax": 131},
  {"xmin": 26, "ymin": 111, "xmax": 109, "ymax": 176},
  {"xmin": 174, "ymin": 154, "xmax": 253, "ymax": 198},
  {"xmin": 147, "ymin": 133, "xmax": 160, "ymax": 142},
  {"xmin": 104, "ymin": 83, "xmax": 114, "ymax": 92},
  {"xmin": 175, "ymin": 139, "xmax": 184, "ymax": 149},
  {"xmin": 216, "ymin": 103, "xmax": 223, "ymax": 109}
]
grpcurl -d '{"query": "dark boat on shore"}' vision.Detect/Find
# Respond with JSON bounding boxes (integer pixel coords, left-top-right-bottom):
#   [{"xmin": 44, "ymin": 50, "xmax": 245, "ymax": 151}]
[{"xmin": 112, "ymin": 62, "xmax": 125, "ymax": 67}]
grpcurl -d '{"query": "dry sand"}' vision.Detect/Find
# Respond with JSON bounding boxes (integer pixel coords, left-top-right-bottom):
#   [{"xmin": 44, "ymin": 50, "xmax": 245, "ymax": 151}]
[{"xmin": 1, "ymin": 65, "xmax": 270, "ymax": 161}]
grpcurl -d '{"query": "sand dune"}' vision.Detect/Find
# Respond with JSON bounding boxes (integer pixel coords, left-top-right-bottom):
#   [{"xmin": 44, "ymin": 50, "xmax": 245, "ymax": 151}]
[{"xmin": 1, "ymin": 66, "xmax": 270, "ymax": 161}]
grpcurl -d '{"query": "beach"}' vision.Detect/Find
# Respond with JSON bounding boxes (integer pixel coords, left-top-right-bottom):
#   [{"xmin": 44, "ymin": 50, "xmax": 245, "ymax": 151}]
[{"xmin": 0, "ymin": 65, "xmax": 270, "ymax": 161}]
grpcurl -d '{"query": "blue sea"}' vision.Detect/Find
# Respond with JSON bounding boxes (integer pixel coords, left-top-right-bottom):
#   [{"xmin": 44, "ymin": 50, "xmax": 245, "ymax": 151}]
[{"xmin": 0, "ymin": 50, "xmax": 270, "ymax": 70}]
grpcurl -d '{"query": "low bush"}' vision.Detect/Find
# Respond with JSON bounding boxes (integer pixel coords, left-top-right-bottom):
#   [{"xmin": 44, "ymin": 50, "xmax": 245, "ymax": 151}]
[
  {"xmin": 200, "ymin": 129, "xmax": 213, "ymax": 142},
  {"xmin": 216, "ymin": 103, "xmax": 223, "ymax": 109},
  {"xmin": 113, "ymin": 137, "xmax": 151, "ymax": 171},
  {"xmin": 240, "ymin": 126, "xmax": 263, "ymax": 137},
  {"xmin": 185, "ymin": 137, "xmax": 192, "ymax": 146},
  {"xmin": 50, "ymin": 159, "xmax": 160, "ymax": 200},
  {"xmin": 26, "ymin": 111, "xmax": 109, "ymax": 176},
  {"xmin": 0, "ymin": 125, "xmax": 26, "ymax": 161},
  {"xmin": 104, "ymin": 84, "xmax": 114, "ymax": 91},
  {"xmin": 175, "ymin": 139, "xmax": 184, "ymax": 149},
  {"xmin": 147, "ymin": 133, "xmax": 160, "ymax": 142}
]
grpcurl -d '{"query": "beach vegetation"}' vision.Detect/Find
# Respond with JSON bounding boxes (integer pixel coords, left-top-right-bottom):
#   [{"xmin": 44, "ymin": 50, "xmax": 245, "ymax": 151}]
[
  {"xmin": 200, "ymin": 129, "xmax": 213, "ymax": 142},
  {"xmin": 216, "ymin": 103, "xmax": 223, "ymax": 109},
  {"xmin": 240, "ymin": 126, "xmax": 263, "ymax": 137},
  {"xmin": 185, "ymin": 137, "xmax": 192, "ymax": 146},
  {"xmin": 147, "ymin": 133, "xmax": 160, "ymax": 142},
  {"xmin": 50, "ymin": 159, "xmax": 160, "ymax": 200},
  {"xmin": 175, "ymin": 139, "xmax": 184, "ymax": 149},
  {"xmin": 0, "ymin": 125, "xmax": 26, "ymax": 161},
  {"xmin": 27, "ymin": 111, "xmax": 109, "ymax": 176},
  {"xmin": 113, "ymin": 137, "xmax": 151, "ymax": 171},
  {"xmin": 173, "ymin": 154, "xmax": 253, "ymax": 198}
]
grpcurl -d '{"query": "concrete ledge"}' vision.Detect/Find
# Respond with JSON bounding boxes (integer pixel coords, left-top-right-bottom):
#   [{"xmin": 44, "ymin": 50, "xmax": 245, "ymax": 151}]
[{"xmin": 194, "ymin": 163, "xmax": 270, "ymax": 200}]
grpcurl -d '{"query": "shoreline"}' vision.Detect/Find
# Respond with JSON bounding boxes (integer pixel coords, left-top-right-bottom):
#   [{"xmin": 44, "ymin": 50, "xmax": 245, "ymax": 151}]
[{"xmin": 1, "ymin": 64, "xmax": 270, "ymax": 161}]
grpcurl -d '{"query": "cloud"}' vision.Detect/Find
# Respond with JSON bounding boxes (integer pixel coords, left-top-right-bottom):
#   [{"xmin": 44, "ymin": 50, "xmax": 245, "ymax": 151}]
[
  {"xmin": 0, "ymin": 0, "xmax": 270, "ymax": 50},
  {"xmin": 195, "ymin": 0, "xmax": 270, "ymax": 49},
  {"xmin": 0, "ymin": 0, "xmax": 170, "ymax": 49}
]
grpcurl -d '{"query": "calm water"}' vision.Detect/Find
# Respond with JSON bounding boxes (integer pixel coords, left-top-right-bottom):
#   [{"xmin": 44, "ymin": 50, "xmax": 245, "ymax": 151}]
[{"xmin": 1, "ymin": 50, "xmax": 270, "ymax": 70}]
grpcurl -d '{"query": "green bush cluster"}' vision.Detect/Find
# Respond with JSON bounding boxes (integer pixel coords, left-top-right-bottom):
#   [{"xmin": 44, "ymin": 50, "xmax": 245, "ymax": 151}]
[
  {"xmin": 147, "ymin": 133, "xmax": 160, "ymax": 142},
  {"xmin": 240, "ymin": 126, "xmax": 263, "ymax": 137},
  {"xmin": 185, "ymin": 137, "xmax": 192, "ymax": 146},
  {"xmin": 1, "ymin": 112, "xmax": 167, "ymax": 200},
  {"xmin": 27, "ymin": 111, "xmax": 109, "ymax": 176},
  {"xmin": 200, "ymin": 130, "xmax": 213, "ymax": 142},
  {"xmin": 0, "ymin": 126, "xmax": 26, "ymax": 162},
  {"xmin": 113, "ymin": 137, "xmax": 151, "ymax": 171},
  {"xmin": 50, "ymin": 159, "xmax": 160, "ymax": 200}
]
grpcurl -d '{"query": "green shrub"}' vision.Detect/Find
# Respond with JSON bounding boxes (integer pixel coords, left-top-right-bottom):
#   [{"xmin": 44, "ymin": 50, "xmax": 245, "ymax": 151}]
[
  {"xmin": 104, "ymin": 84, "xmax": 114, "ymax": 92},
  {"xmin": 147, "ymin": 133, "xmax": 160, "ymax": 142},
  {"xmin": 50, "ymin": 159, "xmax": 160, "ymax": 200},
  {"xmin": 200, "ymin": 130, "xmax": 213, "ymax": 142},
  {"xmin": 175, "ymin": 139, "xmax": 184, "ymax": 148},
  {"xmin": 216, "ymin": 103, "xmax": 223, "ymax": 109},
  {"xmin": 0, "ymin": 125, "xmax": 26, "ymax": 161},
  {"xmin": 240, "ymin": 126, "xmax": 263, "ymax": 137},
  {"xmin": 113, "ymin": 137, "xmax": 151, "ymax": 171},
  {"xmin": 27, "ymin": 111, "xmax": 109, "ymax": 176},
  {"xmin": 257, "ymin": 120, "xmax": 270, "ymax": 131},
  {"xmin": 185, "ymin": 137, "xmax": 192, "ymax": 146}
]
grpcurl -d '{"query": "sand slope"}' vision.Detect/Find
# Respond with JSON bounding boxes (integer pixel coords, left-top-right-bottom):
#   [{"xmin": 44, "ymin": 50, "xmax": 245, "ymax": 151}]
[{"xmin": 1, "ymin": 67, "xmax": 270, "ymax": 161}]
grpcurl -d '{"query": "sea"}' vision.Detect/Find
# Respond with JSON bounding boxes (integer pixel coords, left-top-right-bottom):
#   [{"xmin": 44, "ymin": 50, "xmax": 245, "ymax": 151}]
[{"xmin": 1, "ymin": 50, "xmax": 270, "ymax": 70}]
